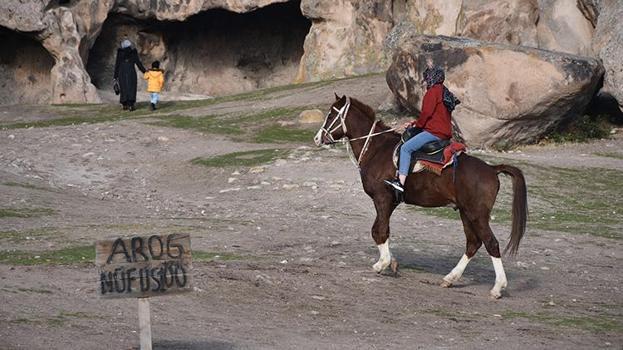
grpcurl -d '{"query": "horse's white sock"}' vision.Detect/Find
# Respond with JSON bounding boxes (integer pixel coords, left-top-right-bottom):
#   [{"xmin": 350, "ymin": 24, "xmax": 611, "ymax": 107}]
[
  {"xmin": 373, "ymin": 240, "xmax": 392, "ymax": 273},
  {"xmin": 443, "ymin": 254, "xmax": 472, "ymax": 284},
  {"xmin": 490, "ymin": 257, "xmax": 507, "ymax": 298}
]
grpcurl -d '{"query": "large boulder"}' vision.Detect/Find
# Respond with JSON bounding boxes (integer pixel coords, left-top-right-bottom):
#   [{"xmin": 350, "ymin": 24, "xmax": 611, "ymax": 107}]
[
  {"xmin": 592, "ymin": 0, "xmax": 623, "ymax": 108},
  {"xmin": 386, "ymin": 34, "xmax": 604, "ymax": 148}
]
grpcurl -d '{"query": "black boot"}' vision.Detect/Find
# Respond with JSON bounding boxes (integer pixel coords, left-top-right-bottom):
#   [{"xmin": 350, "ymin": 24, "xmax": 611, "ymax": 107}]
[
  {"xmin": 150, "ymin": 103, "xmax": 156, "ymax": 111},
  {"xmin": 122, "ymin": 104, "xmax": 128, "ymax": 110},
  {"xmin": 129, "ymin": 104, "xmax": 135, "ymax": 111}
]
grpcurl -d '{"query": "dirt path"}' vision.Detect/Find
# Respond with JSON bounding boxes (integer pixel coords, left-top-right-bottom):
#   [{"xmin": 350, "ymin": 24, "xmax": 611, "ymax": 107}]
[{"xmin": 0, "ymin": 75, "xmax": 622, "ymax": 349}]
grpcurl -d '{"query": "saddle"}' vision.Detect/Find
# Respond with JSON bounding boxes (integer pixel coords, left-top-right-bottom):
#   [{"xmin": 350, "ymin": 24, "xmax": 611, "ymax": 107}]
[{"xmin": 393, "ymin": 139, "xmax": 466, "ymax": 175}]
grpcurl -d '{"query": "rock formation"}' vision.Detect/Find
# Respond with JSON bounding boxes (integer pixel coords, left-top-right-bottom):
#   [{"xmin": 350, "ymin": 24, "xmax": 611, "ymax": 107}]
[
  {"xmin": 0, "ymin": 0, "xmax": 621, "ymax": 116},
  {"xmin": 88, "ymin": 2, "xmax": 310, "ymax": 97},
  {"xmin": 0, "ymin": 27, "xmax": 54, "ymax": 104},
  {"xmin": 386, "ymin": 34, "xmax": 604, "ymax": 147},
  {"xmin": 457, "ymin": 0, "xmax": 539, "ymax": 47},
  {"xmin": 391, "ymin": 0, "xmax": 462, "ymax": 36},
  {"xmin": 296, "ymin": 0, "xmax": 393, "ymax": 82},
  {"xmin": 537, "ymin": 0, "xmax": 594, "ymax": 56},
  {"xmin": 592, "ymin": 0, "xmax": 623, "ymax": 108}
]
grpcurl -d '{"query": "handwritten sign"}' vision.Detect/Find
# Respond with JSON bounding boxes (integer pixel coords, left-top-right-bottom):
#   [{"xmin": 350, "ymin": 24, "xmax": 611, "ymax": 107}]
[{"xmin": 95, "ymin": 233, "xmax": 192, "ymax": 299}]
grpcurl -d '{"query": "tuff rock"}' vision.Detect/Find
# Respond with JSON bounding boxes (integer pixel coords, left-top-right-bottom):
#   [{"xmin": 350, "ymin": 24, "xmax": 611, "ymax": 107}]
[
  {"xmin": 386, "ymin": 34, "xmax": 604, "ymax": 148},
  {"xmin": 0, "ymin": 0, "xmax": 621, "ymax": 111}
]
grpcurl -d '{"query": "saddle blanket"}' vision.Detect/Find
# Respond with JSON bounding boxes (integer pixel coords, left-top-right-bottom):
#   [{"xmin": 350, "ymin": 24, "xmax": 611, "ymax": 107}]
[{"xmin": 393, "ymin": 141, "xmax": 466, "ymax": 175}]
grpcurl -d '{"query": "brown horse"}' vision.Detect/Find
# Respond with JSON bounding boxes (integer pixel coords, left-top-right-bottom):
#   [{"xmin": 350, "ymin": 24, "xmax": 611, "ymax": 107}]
[{"xmin": 314, "ymin": 95, "xmax": 527, "ymax": 299}]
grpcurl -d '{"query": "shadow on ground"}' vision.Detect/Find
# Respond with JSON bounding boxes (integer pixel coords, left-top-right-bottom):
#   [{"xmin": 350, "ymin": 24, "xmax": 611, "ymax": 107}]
[{"xmin": 151, "ymin": 340, "xmax": 237, "ymax": 350}]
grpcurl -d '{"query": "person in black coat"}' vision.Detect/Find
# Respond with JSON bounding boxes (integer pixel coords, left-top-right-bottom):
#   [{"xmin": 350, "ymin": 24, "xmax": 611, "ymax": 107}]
[{"xmin": 113, "ymin": 39, "xmax": 147, "ymax": 111}]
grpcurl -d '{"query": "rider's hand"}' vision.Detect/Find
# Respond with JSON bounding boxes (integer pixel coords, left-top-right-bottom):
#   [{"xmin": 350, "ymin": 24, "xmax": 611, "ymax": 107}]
[{"xmin": 401, "ymin": 121, "xmax": 413, "ymax": 130}]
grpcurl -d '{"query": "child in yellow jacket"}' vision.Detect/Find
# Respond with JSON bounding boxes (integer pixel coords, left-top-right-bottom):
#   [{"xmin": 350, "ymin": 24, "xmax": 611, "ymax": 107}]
[{"xmin": 144, "ymin": 61, "xmax": 164, "ymax": 110}]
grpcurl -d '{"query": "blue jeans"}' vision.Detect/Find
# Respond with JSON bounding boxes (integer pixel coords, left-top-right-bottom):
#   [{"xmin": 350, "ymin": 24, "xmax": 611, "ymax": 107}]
[
  {"xmin": 398, "ymin": 130, "xmax": 440, "ymax": 176},
  {"xmin": 150, "ymin": 92, "xmax": 160, "ymax": 105}
]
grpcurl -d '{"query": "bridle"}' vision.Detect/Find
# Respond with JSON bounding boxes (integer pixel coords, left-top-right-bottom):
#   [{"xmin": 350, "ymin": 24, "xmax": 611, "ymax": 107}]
[
  {"xmin": 319, "ymin": 97, "xmax": 352, "ymax": 145},
  {"xmin": 319, "ymin": 97, "xmax": 397, "ymax": 168}
]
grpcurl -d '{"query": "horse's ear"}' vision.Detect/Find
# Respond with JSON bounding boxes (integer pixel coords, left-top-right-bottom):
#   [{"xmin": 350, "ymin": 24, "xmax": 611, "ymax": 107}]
[{"xmin": 334, "ymin": 93, "xmax": 340, "ymax": 101}]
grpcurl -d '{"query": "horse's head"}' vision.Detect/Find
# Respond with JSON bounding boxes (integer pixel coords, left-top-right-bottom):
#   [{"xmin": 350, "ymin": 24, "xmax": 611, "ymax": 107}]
[{"xmin": 314, "ymin": 94, "xmax": 351, "ymax": 146}]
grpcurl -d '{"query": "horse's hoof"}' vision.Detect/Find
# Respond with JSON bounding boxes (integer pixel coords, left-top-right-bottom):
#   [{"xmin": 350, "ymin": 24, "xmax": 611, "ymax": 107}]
[
  {"xmin": 390, "ymin": 258, "xmax": 399, "ymax": 277},
  {"xmin": 440, "ymin": 280, "xmax": 453, "ymax": 288},
  {"xmin": 372, "ymin": 262, "xmax": 384, "ymax": 273},
  {"xmin": 490, "ymin": 290, "xmax": 502, "ymax": 299}
]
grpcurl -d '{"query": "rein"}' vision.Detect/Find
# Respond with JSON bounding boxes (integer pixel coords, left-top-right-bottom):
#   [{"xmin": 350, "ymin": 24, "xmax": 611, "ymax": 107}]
[{"xmin": 320, "ymin": 97, "xmax": 398, "ymax": 168}]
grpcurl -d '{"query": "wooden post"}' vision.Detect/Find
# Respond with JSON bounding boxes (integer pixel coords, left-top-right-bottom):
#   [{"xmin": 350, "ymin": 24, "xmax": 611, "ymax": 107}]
[{"xmin": 138, "ymin": 298, "xmax": 152, "ymax": 350}]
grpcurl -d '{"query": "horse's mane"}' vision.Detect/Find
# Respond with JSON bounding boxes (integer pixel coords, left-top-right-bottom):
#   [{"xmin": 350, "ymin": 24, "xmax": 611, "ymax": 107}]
[{"xmin": 349, "ymin": 96, "xmax": 395, "ymax": 132}]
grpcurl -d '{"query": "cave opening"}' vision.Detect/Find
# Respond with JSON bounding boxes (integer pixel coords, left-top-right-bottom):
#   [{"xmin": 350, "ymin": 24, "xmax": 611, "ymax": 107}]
[
  {"xmin": 0, "ymin": 26, "xmax": 54, "ymax": 105},
  {"xmin": 87, "ymin": 0, "xmax": 311, "ymax": 98}
]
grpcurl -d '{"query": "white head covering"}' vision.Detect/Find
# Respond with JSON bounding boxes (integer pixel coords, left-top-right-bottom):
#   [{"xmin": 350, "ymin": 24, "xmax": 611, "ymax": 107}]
[{"xmin": 121, "ymin": 39, "xmax": 132, "ymax": 49}]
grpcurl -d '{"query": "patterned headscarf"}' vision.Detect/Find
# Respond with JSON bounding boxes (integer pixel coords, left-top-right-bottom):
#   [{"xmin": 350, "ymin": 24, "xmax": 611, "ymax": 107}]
[
  {"xmin": 423, "ymin": 65, "xmax": 461, "ymax": 112},
  {"xmin": 423, "ymin": 66, "xmax": 445, "ymax": 89}
]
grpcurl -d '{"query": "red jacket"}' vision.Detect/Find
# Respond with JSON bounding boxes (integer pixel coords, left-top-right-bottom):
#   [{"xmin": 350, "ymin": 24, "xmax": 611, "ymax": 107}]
[{"xmin": 413, "ymin": 84, "xmax": 452, "ymax": 139}]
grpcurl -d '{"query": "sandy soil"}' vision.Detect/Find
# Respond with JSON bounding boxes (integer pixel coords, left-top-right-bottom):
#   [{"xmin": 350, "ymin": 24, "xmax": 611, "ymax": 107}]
[{"xmin": 0, "ymin": 75, "xmax": 622, "ymax": 350}]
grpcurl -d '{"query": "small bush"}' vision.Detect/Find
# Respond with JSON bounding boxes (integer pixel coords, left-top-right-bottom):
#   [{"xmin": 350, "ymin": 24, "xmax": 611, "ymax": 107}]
[{"xmin": 546, "ymin": 114, "xmax": 612, "ymax": 143}]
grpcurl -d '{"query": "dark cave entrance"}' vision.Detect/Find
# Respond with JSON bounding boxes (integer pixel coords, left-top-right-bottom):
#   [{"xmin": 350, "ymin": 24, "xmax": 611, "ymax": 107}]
[
  {"xmin": 0, "ymin": 26, "xmax": 54, "ymax": 105},
  {"xmin": 87, "ymin": 0, "xmax": 311, "ymax": 97}
]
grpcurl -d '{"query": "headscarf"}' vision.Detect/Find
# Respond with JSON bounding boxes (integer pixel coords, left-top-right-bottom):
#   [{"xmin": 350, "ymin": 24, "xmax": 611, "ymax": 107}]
[
  {"xmin": 423, "ymin": 65, "xmax": 461, "ymax": 112},
  {"xmin": 121, "ymin": 39, "xmax": 132, "ymax": 49},
  {"xmin": 423, "ymin": 66, "xmax": 445, "ymax": 89}
]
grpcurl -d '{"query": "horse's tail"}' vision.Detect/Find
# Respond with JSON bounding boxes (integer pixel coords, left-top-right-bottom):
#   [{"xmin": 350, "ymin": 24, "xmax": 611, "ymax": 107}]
[{"xmin": 494, "ymin": 164, "xmax": 528, "ymax": 257}]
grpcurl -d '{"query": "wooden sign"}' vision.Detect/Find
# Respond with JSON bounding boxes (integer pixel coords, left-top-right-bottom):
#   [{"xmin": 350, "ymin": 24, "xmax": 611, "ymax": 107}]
[{"xmin": 95, "ymin": 233, "xmax": 192, "ymax": 299}]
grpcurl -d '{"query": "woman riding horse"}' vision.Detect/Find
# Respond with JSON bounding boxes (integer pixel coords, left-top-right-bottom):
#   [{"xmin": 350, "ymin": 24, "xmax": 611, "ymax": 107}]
[
  {"xmin": 314, "ymin": 92, "xmax": 527, "ymax": 299},
  {"xmin": 385, "ymin": 65, "xmax": 459, "ymax": 193}
]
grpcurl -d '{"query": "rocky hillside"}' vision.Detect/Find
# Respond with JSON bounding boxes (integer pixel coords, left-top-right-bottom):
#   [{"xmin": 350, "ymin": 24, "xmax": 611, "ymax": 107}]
[{"xmin": 0, "ymin": 0, "xmax": 619, "ymax": 105}]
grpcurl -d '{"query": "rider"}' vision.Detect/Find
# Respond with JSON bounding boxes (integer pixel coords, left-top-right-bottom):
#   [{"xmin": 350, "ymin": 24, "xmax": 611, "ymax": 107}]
[{"xmin": 384, "ymin": 62, "xmax": 459, "ymax": 193}]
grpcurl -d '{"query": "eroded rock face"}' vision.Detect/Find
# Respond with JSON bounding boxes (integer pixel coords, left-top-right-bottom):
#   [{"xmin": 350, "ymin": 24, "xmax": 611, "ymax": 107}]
[
  {"xmin": 386, "ymin": 34, "xmax": 604, "ymax": 148},
  {"xmin": 592, "ymin": 0, "xmax": 623, "ymax": 107},
  {"xmin": 0, "ymin": 0, "xmax": 619, "ymax": 108},
  {"xmin": 393, "ymin": 0, "xmax": 462, "ymax": 36},
  {"xmin": 88, "ymin": 2, "xmax": 310, "ymax": 97},
  {"xmin": 0, "ymin": 0, "xmax": 47, "ymax": 32},
  {"xmin": 457, "ymin": 0, "xmax": 539, "ymax": 47},
  {"xmin": 577, "ymin": 0, "xmax": 600, "ymax": 27},
  {"xmin": 537, "ymin": 0, "xmax": 594, "ymax": 56},
  {"xmin": 296, "ymin": 0, "xmax": 393, "ymax": 81},
  {"xmin": 0, "ymin": 0, "xmax": 112, "ymax": 104},
  {"xmin": 1, "ymin": 0, "xmax": 308, "ymax": 104},
  {"xmin": 112, "ymin": 0, "xmax": 290, "ymax": 20},
  {"xmin": 40, "ymin": 7, "xmax": 102, "ymax": 104},
  {"xmin": 0, "ymin": 27, "xmax": 54, "ymax": 104}
]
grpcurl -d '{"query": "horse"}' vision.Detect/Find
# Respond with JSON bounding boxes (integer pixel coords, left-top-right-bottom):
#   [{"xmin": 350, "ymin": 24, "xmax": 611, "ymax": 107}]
[{"xmin": 314, "ymin": 95, "xmax": 527, "ymax": 299}]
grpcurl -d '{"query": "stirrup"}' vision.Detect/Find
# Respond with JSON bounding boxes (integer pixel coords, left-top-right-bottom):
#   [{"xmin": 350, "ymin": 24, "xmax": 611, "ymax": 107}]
[
  {"xmin": 383, "ymin": 179, "xmax": 404, "ymax": 204},
  {"xmin": 383, "ymin": 179, "xmax": 404, "ymax": 192}
]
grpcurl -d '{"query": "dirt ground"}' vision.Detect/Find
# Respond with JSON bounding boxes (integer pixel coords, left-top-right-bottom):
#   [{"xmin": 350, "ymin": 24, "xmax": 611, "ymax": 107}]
[{"xmin": 0, "ymin": 75, "xmax": 622, "ymax": 350}]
